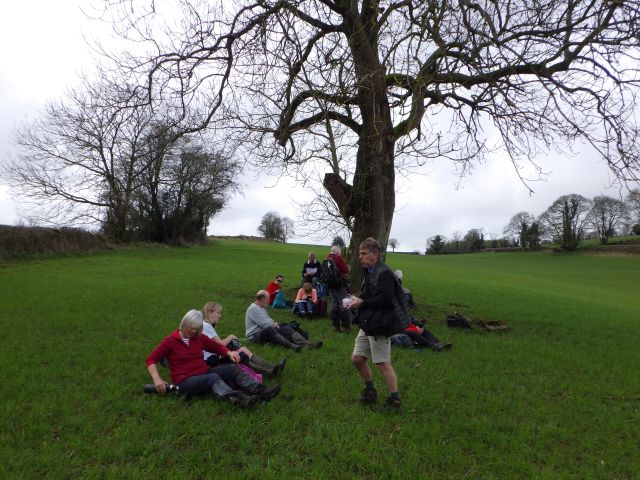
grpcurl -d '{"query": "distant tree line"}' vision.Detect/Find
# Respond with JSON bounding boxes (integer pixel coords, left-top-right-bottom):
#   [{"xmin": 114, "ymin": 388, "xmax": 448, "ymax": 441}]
[{"xmin": 426, "ymin": 191, "xmax": 640, "ymax": 254}]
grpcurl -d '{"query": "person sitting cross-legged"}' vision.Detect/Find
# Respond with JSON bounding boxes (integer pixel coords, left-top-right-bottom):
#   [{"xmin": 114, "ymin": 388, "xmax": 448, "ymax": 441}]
[{"xmin": 292, "ymin": 283, "xmax": 317, "ymax": 317}]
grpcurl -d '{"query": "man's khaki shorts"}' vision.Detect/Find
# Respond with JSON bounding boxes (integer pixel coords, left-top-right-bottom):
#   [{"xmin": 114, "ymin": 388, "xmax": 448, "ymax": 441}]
[{"xmin": 352, "ymin": 328, "xmax": 391, "ymax": 364}]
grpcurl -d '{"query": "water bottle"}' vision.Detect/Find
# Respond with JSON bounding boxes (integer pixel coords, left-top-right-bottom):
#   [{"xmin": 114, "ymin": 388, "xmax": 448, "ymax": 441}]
[{"xmin": 143, "ymin": 383, "xmax": 180, "ymax": 394}]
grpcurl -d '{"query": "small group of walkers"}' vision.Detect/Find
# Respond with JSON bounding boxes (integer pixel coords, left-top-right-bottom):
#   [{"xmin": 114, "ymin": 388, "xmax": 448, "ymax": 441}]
[
  {"xmin": 265, "ymin": 246, "xmax": 353, "ymax": 333},
  {"xmin": 147, "ymin": 237, "xmax": 451, "ymax": 412}
]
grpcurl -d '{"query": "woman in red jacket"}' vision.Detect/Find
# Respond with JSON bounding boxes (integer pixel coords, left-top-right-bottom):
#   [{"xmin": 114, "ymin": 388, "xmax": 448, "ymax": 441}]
[{"xmin": 146, "ymin": 309, "xmax": 280, "ymax": 409}]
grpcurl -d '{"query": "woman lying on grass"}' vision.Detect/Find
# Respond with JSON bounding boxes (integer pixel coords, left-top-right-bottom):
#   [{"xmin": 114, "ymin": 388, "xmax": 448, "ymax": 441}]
[
  {"xmin": 146, "ymin": 309, "xmax": 281, "ymax": 409},
  {"xmin": 202, "ymin": 302, "xmax": 286, "ymax": 379}
]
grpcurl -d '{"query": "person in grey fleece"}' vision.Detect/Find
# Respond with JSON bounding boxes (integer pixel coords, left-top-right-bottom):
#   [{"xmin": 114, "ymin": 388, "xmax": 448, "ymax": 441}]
[{"xmin": 245, "ymin": 290, "xmax": 323, "ymax": 352}]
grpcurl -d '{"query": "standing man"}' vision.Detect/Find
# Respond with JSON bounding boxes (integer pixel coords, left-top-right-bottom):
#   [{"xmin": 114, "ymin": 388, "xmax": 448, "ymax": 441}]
[
  {"xmin": 324, "ymin": 245, "xmax": 352, "ymax": 333},
  {"xmin": 347, "ymin": 237, "xmax": 404, "ymax": 410}
]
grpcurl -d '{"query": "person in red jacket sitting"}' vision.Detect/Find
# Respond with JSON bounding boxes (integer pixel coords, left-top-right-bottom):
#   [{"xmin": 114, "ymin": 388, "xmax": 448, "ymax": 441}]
[
  {"xmin": 146, "ymin": 309, "xmax": 280, "ymax": 409},
  {"xmin": 266, "ymin": 274, "xmax": 284, "ymax": 305},
  {"xmin": 403, "ymin": 319, "xmax": 452, "ymax": 352}
]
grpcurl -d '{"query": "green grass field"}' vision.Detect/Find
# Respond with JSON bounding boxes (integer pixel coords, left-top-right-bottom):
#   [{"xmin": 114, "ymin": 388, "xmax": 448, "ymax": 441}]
[{"xmin": 1, "ymin": 240, "xmax": 638, "ymax": 479}]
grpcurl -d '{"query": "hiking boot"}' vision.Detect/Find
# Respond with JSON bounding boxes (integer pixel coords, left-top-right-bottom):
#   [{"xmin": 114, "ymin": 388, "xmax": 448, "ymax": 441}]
[
  {"xmin": 382, "ymin": 396, "xmax": 402, "ymax": 412},
  {"xmin": 302, "ymin": 341, "xmax": 323, "ymax": 350},
  {"xmin": 227, "ymin": 391, "xmax": 258, "ymax": 410},
  {"xmin": 256, "ymin": 384, "xmax": 281, "ymax": 402},
  {"xmin": 433, "ymin": 342, "xmax": 453, "ymax": 352},
  {"xmin": 359, "ymin": 387, "xmax": 378, "ymax": 405}
]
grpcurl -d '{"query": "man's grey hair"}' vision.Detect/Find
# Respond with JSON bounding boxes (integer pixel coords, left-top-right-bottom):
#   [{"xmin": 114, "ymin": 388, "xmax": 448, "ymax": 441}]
[
  {"xmin": 359, "ymin": 237, "xmax": 381, "ymax": 254},
  {"xmin": 179, "ymin": 309, "xmax": 204, "ymax": 336},
  {"xmin": 330, "ymin": 245, "xmax": 341, "ymax": 255}
]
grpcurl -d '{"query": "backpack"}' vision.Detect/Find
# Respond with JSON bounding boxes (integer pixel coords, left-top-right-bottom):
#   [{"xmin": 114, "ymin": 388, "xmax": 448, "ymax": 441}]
[
  {"xmin": 357, "ymin": 264, "xmax": 411, "ymax": 337},
  {"xmin": 314, "ymin": 298, "xmax": 328, "ymax": 317},
  {"xmin": 315, "ymin": 281, "xmax": 328, "ymax": 298},
  {"xmin": 446, "ymin": 312, "xmax": 472, "ymax": 329},
  {"xmin": 321, "ymin": 258, "xmax": 342, "ymax": 287},
  {"xmin": 272, "ymin": 290, "xmax": 287, "ymax": 309}
]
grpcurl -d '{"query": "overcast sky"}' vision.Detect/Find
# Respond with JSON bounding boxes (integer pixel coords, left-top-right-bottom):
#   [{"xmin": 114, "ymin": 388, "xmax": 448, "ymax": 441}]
[{"xmin": 0, "ymin": 1, "xmax": 631, "ymax": 253}]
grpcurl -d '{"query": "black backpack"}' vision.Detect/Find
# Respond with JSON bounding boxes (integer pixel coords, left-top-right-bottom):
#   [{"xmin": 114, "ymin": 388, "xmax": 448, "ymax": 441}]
[
  {"xmin": 357, "ymin": 265, "xmax": 411, "ymax": 337},
  {"xmin": 446, "ymin": 312, "xmax": 472, "ymax": 329},
  {"xmin": 321, "ymin": 258, "xmax": 342, "ymax": 287}
]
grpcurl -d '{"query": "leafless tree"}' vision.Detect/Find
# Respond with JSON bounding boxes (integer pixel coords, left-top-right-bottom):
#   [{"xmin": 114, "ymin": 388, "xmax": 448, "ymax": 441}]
[
  {"xmin": 503, "ymin": 211, "xmax": 541, "ymax": 248},
  {"xmin": 589, "ymin": 195, "xmax": 628, "ymax": 244},
  {"xmin": 388, "ymin": 238, "xmax": 399, "ymax": 252},
  {"xmin": 5, "ymin": 74, "xmax": 159, "ymax": 241},
  {"xmin": 626, "ymin": 189, "xmax": 640, "ymax": 223},
  {"xmin": 258, "ymin": 211, "xmax": 295, "ymax": 242},
  {"xmin": 104, "ymin": 0, "xmax": 640, "ymax": 278},
  {"xmin": 539, "ymin": 194, "xmax": 592, "ymax": 250}
]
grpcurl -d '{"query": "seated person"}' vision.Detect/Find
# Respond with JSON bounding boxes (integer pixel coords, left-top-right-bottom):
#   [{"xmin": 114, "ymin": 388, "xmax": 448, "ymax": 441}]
[
  {"xmin": 396, "ymin": 318, "xmax": 452, "ymax": 352},
  {"xmin": 146, "ymin": 309, "xmax": 280, "ymax": 409},
  {"xmin": 266, "ymin": 274, "xmax": 284, "ymax": 305},
  {"xmin": 394, "ymin": 270, "xmax": 415, "ymax": 308},
  {"xmin": 202, "ymin": 301, "xmax": 286, "ymax": 379},
  {"xmin": 292, "ymin": 283, "xmax": 317, "ymax": 317},
  {"xmin": 300, "ymin": 252, "xmax": 322, "ymax": 286},
  {"xmin": 245, "ymin": 290, "xmax": 323, "ymax": 351}
]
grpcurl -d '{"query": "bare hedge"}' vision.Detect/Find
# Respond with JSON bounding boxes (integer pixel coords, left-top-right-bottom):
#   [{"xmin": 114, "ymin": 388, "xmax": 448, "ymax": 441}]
[{"xmin": 0, "ymin": 226, "xmax": 109, "ymax": 259}]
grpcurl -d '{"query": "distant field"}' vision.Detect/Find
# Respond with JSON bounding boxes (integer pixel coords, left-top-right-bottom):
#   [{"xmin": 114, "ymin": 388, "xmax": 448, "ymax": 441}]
[{"xmin": 1, "ymin": 239, "xmax": 638, "ymax": 479}]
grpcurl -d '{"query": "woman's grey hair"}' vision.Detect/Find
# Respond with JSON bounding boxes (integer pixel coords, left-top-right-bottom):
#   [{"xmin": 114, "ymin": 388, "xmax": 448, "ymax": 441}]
[
  {"xmin": 394, "ymin": 270, "xmax": 403, "ymax": 281},
  {"xmin": 330, "ymin": 245, "xmax": 341, "ymax": 254},
  {"xmin": 180, "ymin": 309, "xmax": 204, "ymax": 336}
]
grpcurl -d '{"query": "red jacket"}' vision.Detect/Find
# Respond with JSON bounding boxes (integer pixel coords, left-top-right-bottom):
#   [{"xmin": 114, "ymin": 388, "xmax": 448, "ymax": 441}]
[
  {"xmin": 404, "ymin": 324, "xmax": 421, "ymax": 334},
  {"xmin": 266, "ymin": 281, "xmax": 281, "ymax": 304},
  {"xmin": 147, "ymin": 329, "xmax": 230, "ymax": 385},
  {"xmin": 327, "ymin": 253, "xmax": 349, "ymax": 275}
]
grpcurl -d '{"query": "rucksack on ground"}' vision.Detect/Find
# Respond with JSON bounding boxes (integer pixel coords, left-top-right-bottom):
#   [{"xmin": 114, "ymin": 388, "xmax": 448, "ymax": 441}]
[
  {"xmin": 272, "ymin": 290, "xmax": 287, "ymax": 309},
  {"xmin": 321, "ymin": 258, "xmax": 342, "ymax": 287},
  {"xmin": 446, "ymin": 312, "xmax": 472, "ymax": 329}
]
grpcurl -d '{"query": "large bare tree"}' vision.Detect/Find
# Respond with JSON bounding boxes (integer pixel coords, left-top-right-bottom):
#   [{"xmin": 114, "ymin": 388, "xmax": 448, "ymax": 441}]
[
  {"xmin": 105, "ymin": 0, "xmax": 640, "ymax": 277},
  {"xmin": 5, "ymin": 75, "xmax": 159, "ymax": 241}
]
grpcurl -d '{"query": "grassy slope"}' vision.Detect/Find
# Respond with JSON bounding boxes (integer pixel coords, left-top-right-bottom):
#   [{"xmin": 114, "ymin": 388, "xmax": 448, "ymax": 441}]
[{"xmin": 0, "ymin": 240, "xmax": 638, "ymax": 479}]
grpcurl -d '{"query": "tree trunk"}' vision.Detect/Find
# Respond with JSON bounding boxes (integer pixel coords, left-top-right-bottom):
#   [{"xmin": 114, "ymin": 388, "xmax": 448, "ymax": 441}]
[
  {"xmin": 346, "ymin": 135, "xmax": 396, "ymax": 292},
  {"xmin": 336, "ymin": 8, "xmax": 396, "ymax": 292}
]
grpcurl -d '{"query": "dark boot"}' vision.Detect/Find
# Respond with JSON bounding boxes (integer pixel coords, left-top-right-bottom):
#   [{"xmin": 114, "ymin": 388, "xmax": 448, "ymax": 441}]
[
  {"xmin": 246, "ymin": 354, "xmax": 278, "ymax": 379},
  {"xmin": 271, "ymin": 331, "xmax": 304, "ymax": 352},
  {"xmin": 431, "ymin": 341, "xmax": 453, "ymax": 352},
  {"xmin": 340, "ymin": 309, "xmax": 352, "ymax": 331},
  {"xmin": 233, "ymin": 369, "xmax": 281, "ymax": 402},
  {"xmin": 331, "ymin": 310, "xmax": 340, "ymax": 332},
  {"xmin": 211, "ymin": 379, "xmax": 257, "ymax": 409},
  {"xmin": 300, "ymin": 340, "xmax": 323, "ymax": 350},
  {"xmin": 227, "ymin": 390, "xmax": 259, "ymax": 409},
  {"xmin": 289, "ymin": 330, "xmax": 309, "ymax": 345}
]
